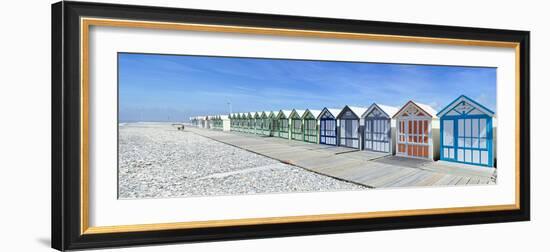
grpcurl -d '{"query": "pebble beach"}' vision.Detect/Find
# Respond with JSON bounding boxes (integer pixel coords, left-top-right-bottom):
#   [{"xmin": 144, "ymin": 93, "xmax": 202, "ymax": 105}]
[{"xmin": 118, "ymin": 123, "xmax": 366, "ymax": 199}]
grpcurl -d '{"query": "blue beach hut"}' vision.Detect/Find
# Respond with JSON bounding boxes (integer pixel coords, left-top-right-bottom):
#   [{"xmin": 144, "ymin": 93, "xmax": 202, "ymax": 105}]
[
  {"xmin": 437, "ymin": 95, "xmax": 495, "ymax": 167},
  {"xmin": 317, "ymin": 108, "xmax": 341, "ymax": 146}
]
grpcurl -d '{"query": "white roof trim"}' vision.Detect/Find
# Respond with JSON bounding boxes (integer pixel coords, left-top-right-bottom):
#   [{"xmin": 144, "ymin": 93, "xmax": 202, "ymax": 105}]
[
  {"xmin": 361, "ymin": 103, "xmax": 399, "ymax": 118},
  {"xmin": 303, "ymin": 109, "xmax": 322, "ymax": 119},
  {"xmin": 437, "ymin": 95, "xmax": 495, "ymax": 117}
]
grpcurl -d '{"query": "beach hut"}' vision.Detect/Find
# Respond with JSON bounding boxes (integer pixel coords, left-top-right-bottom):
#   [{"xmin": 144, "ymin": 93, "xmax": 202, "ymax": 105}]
[
  {"xmin": 220, "ymin": 115, "xmax": 226, "ymax": 130},
  {"xmin": 243, "ymin": 112, "xmax": 250, "ymax": 133},
  {"xmin": 276, "ymin": 110, "xmax": 292, "ymax": 139},
  {"xmin": 212, "ymin": 115, "xmax": 221, "ymax": 130},
  {"xmin": 260, "ymin": 111, "xmax": 275, "ymax": 136},
  {"xmin": 253, "ymin": 112, "xmax": 262, "ymax": 134},
  {"xmin": 197, "ymin": 116, "xmax": 206, "ymax": 128},
  {"xmin": 234, "ymin": 113, "xmax": 242, "ymax": 132},
  {"xmin": 268, "ymin": 111, "xmax": 277, "ymax": 136},
  {"xmin": 229, "ymin": 113, "xmax": 236, "ymax": 131},
  {"xmin": 211, "ymin": 115, "xmax": 218, "ymax": 129},
  {"xmin": 302, "ymin": 109, "xmax": 321, "ymax": 143},
  {"xmin": 244, "ymin": 112, "xmax": 254, "ymax": 133},
  {"xmin": 205, "ymin": 116, "xmax": 213, "ymax": 129},
  {"xmin": 212, "ymin": 115, "xmax": 219, "ymax": 130},
  {"xmin": 361, "ymin": 104, "xmax": 399, "ymax": 153},
  {"xmin": 318, "ymin": 108, "xmax": 341, "ymax": 146},
  {"xmin": 220, "ymin": 115, "xmax": 230, "ymax": 131},
  {"xmin": 290, "ymin": 109, "xmax": 306, "ymax": 141},
  {"xmin": 336, "ymin": 106, "xmax": 368, "ymax": 149},
  {"xmin": 260, "ymin": 111, "xmax": 271, "ymax": 136},
  {"xmin": 242, "ymin": 112, "xmax": 251, "ymax": 133},
  {"xmin": 393, "ymin": 101, "xmax": 438, "ymax": 160},
  {"xmin": 202, "ymin": 116, "xmax": 208, "ymax": 128},
  {"xmin": 437, "ymin": 95, "xmax": 494, "ymax": 167},
  {"xmin": 239, "ymin": 113, "xmax": 246, "ymax": 132}
]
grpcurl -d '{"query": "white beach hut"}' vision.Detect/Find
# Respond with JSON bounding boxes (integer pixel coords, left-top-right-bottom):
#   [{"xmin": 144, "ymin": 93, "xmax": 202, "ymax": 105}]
[
  {"xmin": 361, "ymin": 103, "xmax": 399, "ymax": 153},
  {"xmin": 220, "ymin": 115, "xmax": 230, "ymax": 131}
]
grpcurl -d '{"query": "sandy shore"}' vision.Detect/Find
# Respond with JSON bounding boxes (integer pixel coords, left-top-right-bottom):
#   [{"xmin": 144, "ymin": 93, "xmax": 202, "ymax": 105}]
[{"xmin": 118, "ymin": 123, "xmax": 366, "ymax": 199}]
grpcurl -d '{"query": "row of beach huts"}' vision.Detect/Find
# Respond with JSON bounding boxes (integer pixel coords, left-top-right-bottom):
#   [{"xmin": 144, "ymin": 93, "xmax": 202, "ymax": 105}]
[{"xmin": 189, "ymin": 95, "xmax": 495, "ymax": 167}]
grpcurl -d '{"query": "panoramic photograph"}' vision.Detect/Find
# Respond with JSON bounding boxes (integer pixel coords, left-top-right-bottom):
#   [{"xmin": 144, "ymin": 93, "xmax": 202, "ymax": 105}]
[{"xmin": 118, "ymin": 53, "xmax": 497, "ymax": 199}]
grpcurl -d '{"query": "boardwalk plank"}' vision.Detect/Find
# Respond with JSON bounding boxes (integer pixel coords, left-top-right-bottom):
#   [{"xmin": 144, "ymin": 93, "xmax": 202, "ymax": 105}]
[
  {"xmin": 456, "ymin": 177, "xmax": 471, "ymax": 185},
  {"xmin": 432, "ymin": 174, "xmax": 456, "ymax": 186},
  {"xmin": 367, "ymin": 168, "xmax": 418, "ymax": 188},
  {"xmin": 188, "ymin": 127, "xmax": 493, "ymax": 188}
]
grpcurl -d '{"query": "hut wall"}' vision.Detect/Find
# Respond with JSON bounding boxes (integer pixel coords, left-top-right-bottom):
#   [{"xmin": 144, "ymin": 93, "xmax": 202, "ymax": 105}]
[
  {"xmin": 433, "ymin": 123, "xmax": 440, "ymax": 160},
  {"xmin": 391, "ymin": 127, "xmax": 397, "ymax": 155},
  {"xmin": 223, "ymin": 119, "xmax": 231, "ymax": 131}
]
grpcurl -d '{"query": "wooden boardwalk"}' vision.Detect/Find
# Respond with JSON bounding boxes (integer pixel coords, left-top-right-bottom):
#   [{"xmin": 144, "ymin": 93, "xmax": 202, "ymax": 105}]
[{"xmin": 187, "ymin": 128, "xmax": 496, "ymax": 188}]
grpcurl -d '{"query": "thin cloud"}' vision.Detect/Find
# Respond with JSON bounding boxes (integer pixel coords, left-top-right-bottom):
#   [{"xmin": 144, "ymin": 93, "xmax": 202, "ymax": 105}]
[{"xmin": 118, "ymin": 53, "xmax": 496, "ymax": 121}]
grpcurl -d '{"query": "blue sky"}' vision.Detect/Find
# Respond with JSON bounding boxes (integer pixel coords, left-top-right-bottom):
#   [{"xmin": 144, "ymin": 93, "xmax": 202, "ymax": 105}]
[{"xmin": 118, "ymin": 53, "xmax": 496, "ymax": 122}]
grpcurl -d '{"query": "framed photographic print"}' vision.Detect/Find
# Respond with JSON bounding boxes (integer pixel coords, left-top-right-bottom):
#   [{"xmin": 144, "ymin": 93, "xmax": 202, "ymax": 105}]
[{"xmin": 51, "ymin": 1, "xmax": 530, "ymax": 250}]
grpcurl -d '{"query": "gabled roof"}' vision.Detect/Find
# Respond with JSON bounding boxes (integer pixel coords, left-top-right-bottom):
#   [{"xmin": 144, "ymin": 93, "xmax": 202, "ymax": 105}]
[
  {"xmin": 267, "ymin": 111, "xmax": 276, "ymax": 118},
  {"xmin": 336, "ymin": 105, "xmax": 369, "ymax": 119},
  {"xmin": 303, "ymin": 109, "xmax": 322, "ymax": 119},
  {"xmin": 260, "ymin": 111, "xmax": 268, "ymax": 118},
  {"xmin": 317, "ymin": 107, "xmax": 342, "ymax": 119},
  {"xmin": 277, "ymin": 110, "xmax": 292, "ymax": 119},
  {"xmin": 437, "ymin": 95, "xmax": 495, "ymax": 117},
  {"xmin": 290, "ymin": 109, "xmax": 306, "ymax": 119},
  {"xmin": 393, "ymin": 101, "xmax": 438, "ymax": 119},
  {"xmin": 361, "ymin": 103, "xmax": 399, "ymax": 118}
]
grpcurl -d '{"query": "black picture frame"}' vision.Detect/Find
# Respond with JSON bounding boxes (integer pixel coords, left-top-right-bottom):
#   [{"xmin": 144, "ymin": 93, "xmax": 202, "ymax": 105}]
[{"xmin": 52, "ymin": 1, "xmax": 530, "ymax": 251}]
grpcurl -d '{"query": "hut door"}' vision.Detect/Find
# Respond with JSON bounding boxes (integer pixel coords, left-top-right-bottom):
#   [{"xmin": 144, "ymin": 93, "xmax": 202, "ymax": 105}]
[
  {"xmin": 340, "ymin": 119, "xmax": 359, "ymax": 148},
  {"xmin": 320, "ymin": 119, "xmax": 336, "ymax": 145},
  {"xmin": 397, "ymin": 119, "xmax": 430, "ymax": 158},
  {"xmin": 278, "ymin": 119, "xmax": 289, "ymax": 139},
  {"xmin": 304, "ymin": 119, "xmax": 317, "ymax": 143},
  {"xmin": 291, "ymin": 119, "xmax": 303, "ymax": 140},
  {"xmin": 456, "ymin": 118, "xmax": 491, "ymax": 166},
  {"xmin": 441, "ymin": 119, "xmax": 456, "ymax": 161},
  {"xmin": 365, "ymin": 118, "xmax": 390, "ymax": 153}
]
